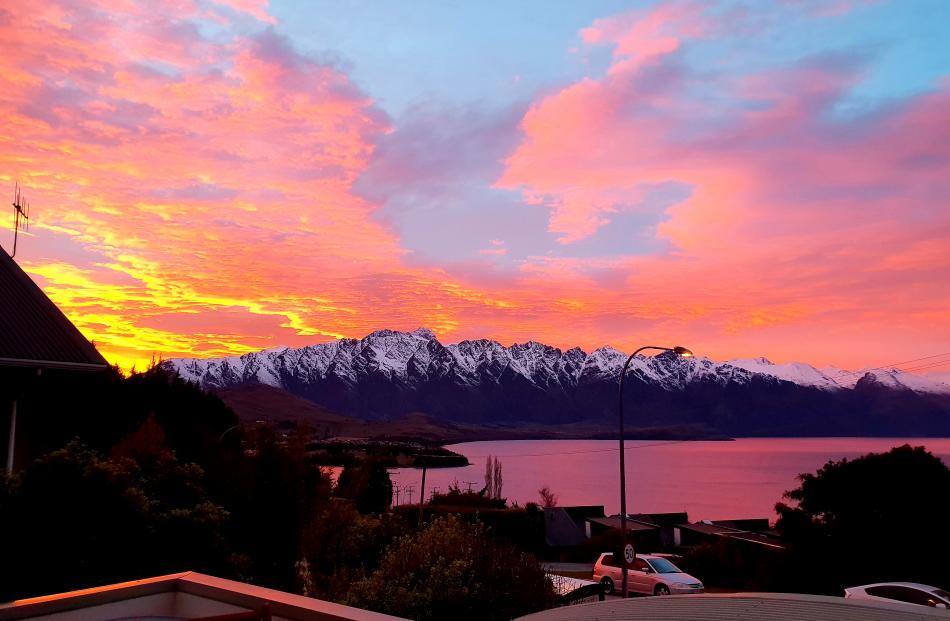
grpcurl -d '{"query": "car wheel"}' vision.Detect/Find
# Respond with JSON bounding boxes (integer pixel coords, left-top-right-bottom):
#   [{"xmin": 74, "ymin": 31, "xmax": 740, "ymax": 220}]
[
  {"xmin": 654, "ymin": 584, "xmax": 670, "ymax": 596},
  {"xmin": 601, "ymin": 577, "xmax": 614, "ymax": 595}
]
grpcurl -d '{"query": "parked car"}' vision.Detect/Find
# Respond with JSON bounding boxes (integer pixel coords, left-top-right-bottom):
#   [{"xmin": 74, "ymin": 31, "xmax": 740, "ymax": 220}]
[
  {"xmin": 593, "ymin": 552, "xmax": 704, "ymax": 596},
  {"xmin": 845, "ymin": 582, "xmax": 950, "ymax": 609}
]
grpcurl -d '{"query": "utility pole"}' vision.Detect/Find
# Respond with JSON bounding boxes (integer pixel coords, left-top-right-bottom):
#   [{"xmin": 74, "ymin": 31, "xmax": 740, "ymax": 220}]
[{"xmin": 418, "ymin": 457, "xmax": 427, "ymax": 527}]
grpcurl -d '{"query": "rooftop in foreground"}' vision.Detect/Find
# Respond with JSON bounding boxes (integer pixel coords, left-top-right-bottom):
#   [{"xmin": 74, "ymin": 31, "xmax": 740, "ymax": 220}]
[
  {"xmin": 0, "ymin": 572, "xmax": 404, "ymax": 621},
  {"xmin": 6, "ymin": 574, "xmax": 949, "ymax": 621},
  {"xmin": 518, "ymin": 592, "xmax": 949, "ymax": 621},
  {"xmin": 0, "ymin": 248, "xmax": 108, "ymax": 371}
]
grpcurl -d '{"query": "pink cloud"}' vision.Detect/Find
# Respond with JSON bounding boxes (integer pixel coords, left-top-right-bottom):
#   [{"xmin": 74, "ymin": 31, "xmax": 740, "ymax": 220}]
[
  {"xmin": 2, "ymin": 0, "xmax": 946, "ymax": 373},
  {"xmin": 495, "ymin": 2, "xmax": 950, "ymax": 365}
]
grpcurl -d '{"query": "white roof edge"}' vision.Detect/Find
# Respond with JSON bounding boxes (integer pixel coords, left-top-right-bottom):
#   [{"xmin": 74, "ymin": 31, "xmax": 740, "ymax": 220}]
[{"xmin": 0, "ymin": 571, "xmax": 407, "ymax": 621}]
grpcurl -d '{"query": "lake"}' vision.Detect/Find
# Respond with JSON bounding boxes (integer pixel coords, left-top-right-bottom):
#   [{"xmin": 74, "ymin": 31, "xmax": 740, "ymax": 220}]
[{"xmin": 388, "ymin": 438, "xmax": 950, "ymax": 520}]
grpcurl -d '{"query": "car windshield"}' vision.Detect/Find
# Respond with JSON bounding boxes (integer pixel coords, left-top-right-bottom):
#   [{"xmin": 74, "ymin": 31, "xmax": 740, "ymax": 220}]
[
  {"xmin": 934, "ymin": 589, "xmax": 950, "ymax": 601},
  {"xmin": 647, "ymin": 558, "xmax": 681, "ymax": 574}
]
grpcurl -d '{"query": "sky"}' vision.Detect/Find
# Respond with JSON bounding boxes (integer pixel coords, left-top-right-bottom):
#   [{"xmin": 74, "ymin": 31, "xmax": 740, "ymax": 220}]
[{"xmin": 1, "ymin": 0, "xmax": 949, "ymax": 372}]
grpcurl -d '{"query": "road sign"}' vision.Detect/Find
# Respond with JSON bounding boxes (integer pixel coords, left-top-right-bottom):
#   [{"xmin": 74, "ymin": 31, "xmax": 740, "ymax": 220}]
[{"xmin": 624, "ymin": 543, "xmax": 635, "ymax": 564}]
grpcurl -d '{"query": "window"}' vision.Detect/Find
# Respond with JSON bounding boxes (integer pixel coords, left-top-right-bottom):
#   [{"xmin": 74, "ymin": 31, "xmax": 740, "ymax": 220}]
[
  {"xmin": 631, "ymin": 559, "xmax": 651, "ymax": 572},
  {"xmin": 866, "ymin": 586, "xmax": 944, "ymax": 607},
  {"xmin": 647, "ymin": 558, "xmax": 682, "ymax": 574},
  {"xmin": 600, "ymin": 554, "xmax": 618, "ymax": 567}
]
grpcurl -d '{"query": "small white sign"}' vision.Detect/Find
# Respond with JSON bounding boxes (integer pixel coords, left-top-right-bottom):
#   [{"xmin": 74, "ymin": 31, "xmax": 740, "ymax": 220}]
[{"xmin": 624, "ymin": 543, "xmax": 635, "ymax": 564}]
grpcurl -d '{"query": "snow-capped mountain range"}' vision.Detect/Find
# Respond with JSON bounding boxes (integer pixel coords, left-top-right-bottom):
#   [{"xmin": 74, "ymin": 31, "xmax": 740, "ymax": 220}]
[
  {"xmin": 165, "ymin": 327, "xmax": 950, "ymax": 396},
  {"xmin": 162, "ymin": 328, "xmax": 950, "ymax": 436}
]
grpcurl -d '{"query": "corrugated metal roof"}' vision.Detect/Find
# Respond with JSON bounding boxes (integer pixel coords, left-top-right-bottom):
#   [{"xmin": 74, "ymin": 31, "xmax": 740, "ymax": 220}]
[
  {"xmin": 0, "ymin": 249, "xmax": 108, "ymax": 370},
  {"xmin": 587, "ymin": 517, "xmax": 658, "ymax": 532},
  {"xmin": 676, "ymin": 522, "xmax": 741, "ymax": 535},
  {"xmin": 518, "ymin": 593, "xmax": 949, "ymax": 621}
]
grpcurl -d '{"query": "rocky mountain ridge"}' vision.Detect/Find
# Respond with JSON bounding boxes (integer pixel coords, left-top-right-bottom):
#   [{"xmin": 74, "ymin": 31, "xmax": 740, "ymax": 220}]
[{"xmin": 162, "ymin": 329, "xmax": 950, "ymax": 436}]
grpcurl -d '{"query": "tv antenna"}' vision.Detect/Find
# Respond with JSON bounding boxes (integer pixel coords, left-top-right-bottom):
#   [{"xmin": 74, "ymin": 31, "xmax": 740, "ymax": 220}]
[{"xmin": 9, "ymin": 182, "xmax": 31, "ymax": 258}]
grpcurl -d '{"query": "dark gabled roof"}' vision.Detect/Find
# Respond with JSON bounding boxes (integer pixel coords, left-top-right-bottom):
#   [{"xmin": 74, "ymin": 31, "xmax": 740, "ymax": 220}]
[
  {"xmin": 676, "ymin": 521, "xmax": 743, "ymax": 536},
  {"xmin": 0, "ymin": 248, "xmax": 108, "ymax": 370},
  {"xmin": 677, "ymin": 521, "xmax": 785, "ymax": 549},
  {"xmin": 711, "ymin": 518, "xmax": 771, "ymax": 532},
  {"xmin": 543, "ymin": 508, "xmax": 588, "ymax": 547},
  {"xmin": 561, "ymin": 505, "xmax": 606, "ymax": 522},
  {"xmin": 629, "ymin": 512, "xmax": 689, "ymax": 527},
  {"xmin": 587, "ymin": 517, "xmax": 658, "ymax": 532}
]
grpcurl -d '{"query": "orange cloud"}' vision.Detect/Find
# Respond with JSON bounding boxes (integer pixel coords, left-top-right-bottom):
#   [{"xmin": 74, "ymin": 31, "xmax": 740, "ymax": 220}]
[{"xmin": 1, "ymin": 0, "xmax": 947, "ymax": 374}]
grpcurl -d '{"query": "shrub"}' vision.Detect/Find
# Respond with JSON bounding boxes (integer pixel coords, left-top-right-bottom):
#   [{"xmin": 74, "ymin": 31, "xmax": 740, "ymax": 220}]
[{"xmin": 344, "ymin": 515, "xmax": 555, "ymax": 621}]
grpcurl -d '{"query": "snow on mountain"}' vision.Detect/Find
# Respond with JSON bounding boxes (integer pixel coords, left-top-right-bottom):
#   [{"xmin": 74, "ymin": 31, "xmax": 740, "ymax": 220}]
[
  {"xmin": 163, "ymin": 328, "xmax": 950, "ymax": 398},
  {"xmin": 728, "ymin": 357, "xmax": 845, "ymax": 390},
  {"xmin": 927, "ymin": 371, "xmax": 950, "ymax": 386},
  {"xmin": 857, "ymin": 369, "xmax": 950, "ymax": 395}
]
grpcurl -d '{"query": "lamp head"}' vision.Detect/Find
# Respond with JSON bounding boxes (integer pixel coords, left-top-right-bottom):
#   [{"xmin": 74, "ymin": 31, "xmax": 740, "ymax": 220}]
[{"xmin": 672, "ymin": 346, "xmax": 694, "ymax": 358}]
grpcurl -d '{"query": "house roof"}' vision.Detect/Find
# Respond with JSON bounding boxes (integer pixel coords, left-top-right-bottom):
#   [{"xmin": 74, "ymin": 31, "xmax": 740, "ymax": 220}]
[
  {"xmin": 676, "ymin": 522, "xmax": 742, "ymax": 536},
  {"xmin": 676, "ymin": 521, "xmax": 785, "ymax": 549},
  {"xmin": 0, "ymin": 249, "xmax": 108, "ymax": 371},
  {"xmin": 544, "ymin": 507, "xmax": 588, "ymax": 547},
  {"xmin": 711, "ymin": 518, "xmax": 771, "ymax": 532},
  {"xmin": 587, "ymin": 517, "xmax": 658, "ymax": 532},
  {"xmin": 561, "ymin": 505, "xmax": 606, "ymax": 521},
  {"xmin": 629, "ymin": 512, "xmax": 689, "ymax": 527},
  {"xmin": 517, "ymin": 593, "xmax": 950, "ymax": 621},
  {"xmin": 0, "ymin": 572, "xmax": 404, "ymax": 621}
]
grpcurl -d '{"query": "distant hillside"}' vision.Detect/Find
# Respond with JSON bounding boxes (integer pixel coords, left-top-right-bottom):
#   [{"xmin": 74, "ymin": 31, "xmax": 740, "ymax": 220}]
[{"xmin": 166, "ymin": 329, "xmax": 950, "ymax": 438}]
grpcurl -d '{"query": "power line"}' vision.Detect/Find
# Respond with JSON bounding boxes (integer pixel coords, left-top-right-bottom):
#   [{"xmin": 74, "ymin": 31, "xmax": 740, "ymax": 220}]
[
  {"xmin": 827, "ymin": 351, "xmax": 950, "ymax": 378},
  {"xmin": 902, "ymin": 359, "xmax": 950, "ymax": 374}
]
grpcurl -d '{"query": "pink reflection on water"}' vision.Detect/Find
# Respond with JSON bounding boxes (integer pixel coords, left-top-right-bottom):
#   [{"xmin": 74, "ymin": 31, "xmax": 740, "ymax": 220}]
[{"xmin": 389, "ymin": 438, "xmax": 950, "ymax": 520}]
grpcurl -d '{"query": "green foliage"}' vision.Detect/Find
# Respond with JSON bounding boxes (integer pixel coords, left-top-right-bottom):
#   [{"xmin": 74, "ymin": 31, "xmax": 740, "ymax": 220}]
[
  {"xmin": 775, "ymin": 444, "xmax": 950, "ymax": 593},
  {"xmin": 9, "ymin": 365, "xmax": 240, "ymax": 465},
  {"xmin": 427, "ymin": 484, "xmax": 506, "ymax": 509},
  {"xmin": 220, "ymin": 423, "xmax": 333, "ymax": 590},
  {"xmin": 0, "ymin": 441, "xmax": 230, "ymax": 600},
  {"xmin": 677, "ymin": 540, "xmax": 781, "ymax": 590},
  {"xmin": 336, "ymin": 459, "xmax": 393, "ymax": 514},
  {"xmin": 344, "ymin": 515, "xmax": 555, "ymax": 621},
  {"xmin": 300, "ymin": 499, "xmax": 407, "ymax": 598}
]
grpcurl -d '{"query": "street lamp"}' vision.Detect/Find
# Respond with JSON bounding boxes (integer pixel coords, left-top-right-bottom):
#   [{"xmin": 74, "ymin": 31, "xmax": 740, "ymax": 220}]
[{"xmin": 617, "ymin": 345, "xmax": 693, "ymax": 598}]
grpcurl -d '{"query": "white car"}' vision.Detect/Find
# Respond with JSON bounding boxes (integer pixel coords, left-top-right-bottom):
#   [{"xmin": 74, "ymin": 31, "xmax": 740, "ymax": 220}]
[
  {"xmin": 593, "ymin": 552, "xmax": 704, "ymax": 596},
  {"xmin": 845, "ymin": 582, "xmax": 950, "ymax": 609}
]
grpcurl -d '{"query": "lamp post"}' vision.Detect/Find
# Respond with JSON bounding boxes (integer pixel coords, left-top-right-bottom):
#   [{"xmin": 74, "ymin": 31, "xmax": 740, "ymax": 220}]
[{"xmin": 618, "ymin": 345, "xmax": 693, "ymax": 598}]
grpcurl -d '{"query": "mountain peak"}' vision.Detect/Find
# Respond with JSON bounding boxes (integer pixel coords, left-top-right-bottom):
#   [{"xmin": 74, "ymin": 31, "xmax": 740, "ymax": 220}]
[{"xmin": 411, "ymin": 327, "xmax": 437, "ymax": 340}]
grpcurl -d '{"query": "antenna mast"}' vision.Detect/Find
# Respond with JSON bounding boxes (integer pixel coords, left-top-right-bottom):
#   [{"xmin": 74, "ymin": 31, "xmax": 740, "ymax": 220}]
[{"xmin": 9, "ymin": 182, "xmax": 30, "ymax": 258}]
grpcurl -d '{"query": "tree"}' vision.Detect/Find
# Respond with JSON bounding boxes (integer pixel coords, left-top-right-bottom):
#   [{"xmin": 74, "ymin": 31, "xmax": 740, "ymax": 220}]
[
  {"xmin": 483, "ymin": 455, "xmax": 504, "ymax": 501},
  {"xmin": 337, "ymin": 458, "xmax": 393, "ymax": 514},
  {"xmin": 538, "ymin": 486, "xmax": 558, "ymax": 508},
  {"xmin": 0, "ymin": 442, "xmax": 231, "ymax": 601},
  {"xmin": 775, "ymin": 444, "xmax": 950, "ymax": 593},
  {"xmin": 493, "ymin": 457, "xmax": 503, "ymax": 500},
  {"xmin": 344, "ymin": 515, "xmax": 555, "ymax": 621}
]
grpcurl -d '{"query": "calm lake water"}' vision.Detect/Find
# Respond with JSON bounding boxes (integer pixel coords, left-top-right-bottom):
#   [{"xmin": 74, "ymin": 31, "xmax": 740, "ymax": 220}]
[{"xmin": 388, "ymin": 438, "xmax": 950, "ymax": 520}]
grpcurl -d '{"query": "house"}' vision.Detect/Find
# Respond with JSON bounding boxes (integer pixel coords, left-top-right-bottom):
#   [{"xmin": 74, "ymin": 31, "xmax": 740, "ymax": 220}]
[
  {"xmin": 585, "ymin": 517, "xmax": 661, "ymax": 551},
  {"xmin": 674, "ymin": 520, "xmax": 784, "ymax": 550},
  {"xmin": 628, "ymin": 512, "xmax": 689, "ymax": 547},
  {"xmin": 0, "ymin": 572, "xmax": 403, "ymax": 621},
  {"xmin": 543, "ymin": 505, "xmax": 605, "ymax": 547},
  {"xmin": 517, "ymin": 592, "xmax": 949, "ymax": 620},
  {"xmin": 0, "ymin": 248, "xmax": 108, "ymax": 472}
]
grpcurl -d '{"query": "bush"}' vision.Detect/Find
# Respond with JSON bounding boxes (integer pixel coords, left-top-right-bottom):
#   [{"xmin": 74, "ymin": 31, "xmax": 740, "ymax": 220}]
[
  {"xmin": 775, "ymin": 444, "xmax": 950, "ymax": 593},
  {"xmin": 0, "ymin": 442, "xmax": 231, "ymax": 600},
  {"xmin": 344, "ymin": 515, "xmax": 555, "ymax": 621}
]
